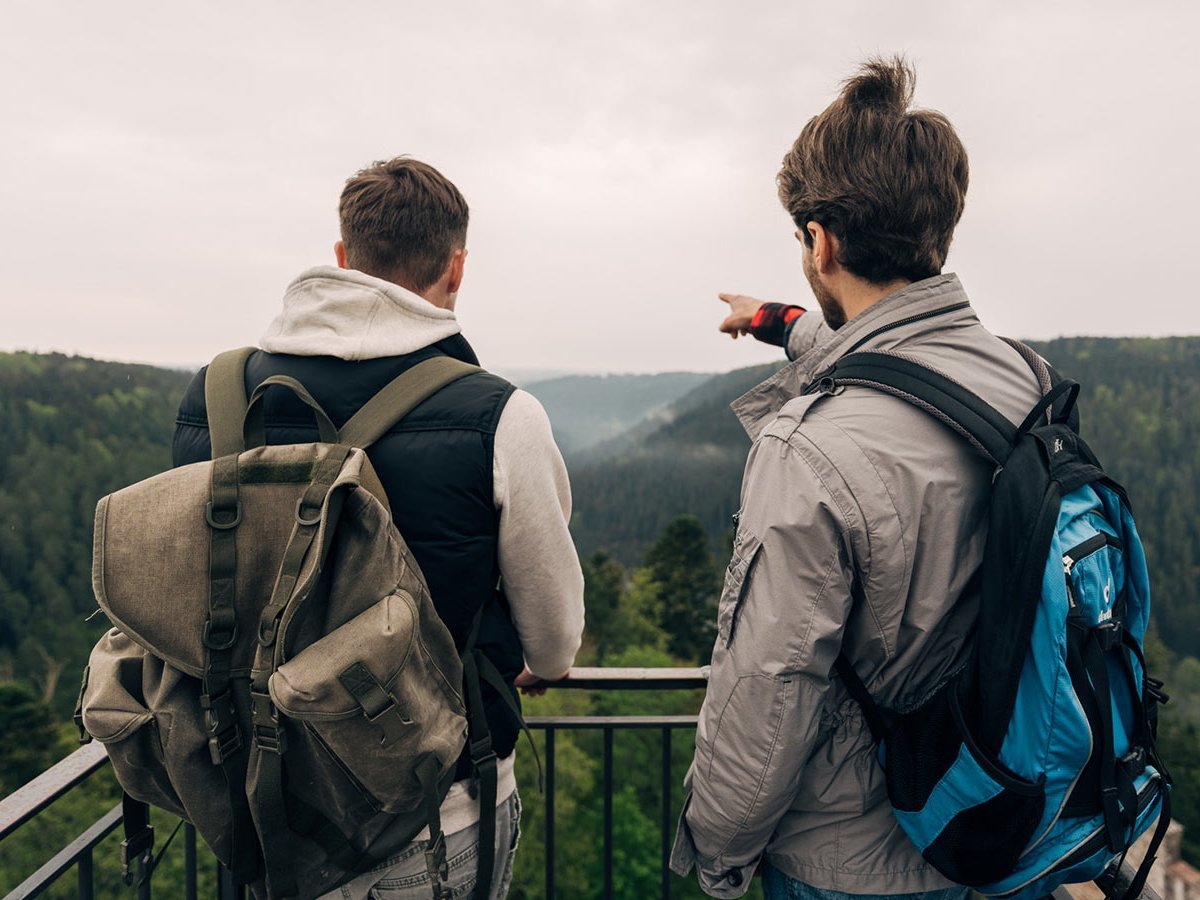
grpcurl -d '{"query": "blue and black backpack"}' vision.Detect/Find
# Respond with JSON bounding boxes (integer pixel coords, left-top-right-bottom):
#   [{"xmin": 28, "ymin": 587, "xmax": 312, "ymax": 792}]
[{"xmin": 807, "ymin": 342, "xmax": 1172, "ymax": 900}]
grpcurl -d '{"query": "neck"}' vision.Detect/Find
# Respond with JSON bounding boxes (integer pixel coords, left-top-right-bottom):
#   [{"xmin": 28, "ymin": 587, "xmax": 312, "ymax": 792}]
[{"xmin": 420, "ymin": 288, "xmax": 456, "ymax": 311}]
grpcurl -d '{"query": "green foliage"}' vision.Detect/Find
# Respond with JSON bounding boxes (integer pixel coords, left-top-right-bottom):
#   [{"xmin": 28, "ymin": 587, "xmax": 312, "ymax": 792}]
[
  {"xmin": 568, "ymin": 363, "xmax": 779, "ymax": 564},
  {"xmin": 643, "ymin": 517, "xmax": 720, "ymax": 664},
  {"xmin": 580, "ymin": 551, "xmax": 626, "ymax": 665},
  {"xmin": 0, "ymin": 683, "xmax": 68, "ymax": 795},
  {"xmin": 0, "ymin": 352, "xmax": 192, "ymax": 717},
  {"xmin": 579, "ymin": 520, "xmax": 720, "ymax": 669}
]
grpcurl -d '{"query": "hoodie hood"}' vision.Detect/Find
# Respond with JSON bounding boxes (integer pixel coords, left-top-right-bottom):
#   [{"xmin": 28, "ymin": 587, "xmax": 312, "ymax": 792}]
[{"xmin": 259, "ymin": 265, "xmax": 461, "ymax": 360}]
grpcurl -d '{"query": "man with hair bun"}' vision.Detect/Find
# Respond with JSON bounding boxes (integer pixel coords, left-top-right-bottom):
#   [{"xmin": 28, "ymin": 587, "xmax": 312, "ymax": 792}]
[{"xmin": 671, "ymin": 58, "xmax": 1041, "ymax": 898}]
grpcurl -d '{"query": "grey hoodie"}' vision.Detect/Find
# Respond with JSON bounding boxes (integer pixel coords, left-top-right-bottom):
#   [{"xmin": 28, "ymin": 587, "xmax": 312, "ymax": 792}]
[{"xmin": 671, "ymin": 274, "xmax": 1043, "ymax": 897}]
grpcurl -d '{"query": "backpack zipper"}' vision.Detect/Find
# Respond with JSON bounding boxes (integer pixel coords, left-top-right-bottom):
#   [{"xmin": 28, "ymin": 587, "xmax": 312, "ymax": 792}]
[
  {"xmin": 843, "ymin": 301, "xmax": 971, "ymax": 355},
  {"xmin": 996, "ymin": 772, "xmax": 1162, "ymax": 897}
]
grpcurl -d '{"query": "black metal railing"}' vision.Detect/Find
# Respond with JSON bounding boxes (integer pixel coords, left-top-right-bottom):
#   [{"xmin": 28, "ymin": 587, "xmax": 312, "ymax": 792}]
[
  {"xmin": 0, "ymin": 667, "xmax": 706, "ymax": 899},
  {"xmin": 0, "ymin": 668, "xmax": 1164, "ymax": 900},
  {"xmin": 525, "ymin": 666, "xmax": 707, "ymax": 900}
]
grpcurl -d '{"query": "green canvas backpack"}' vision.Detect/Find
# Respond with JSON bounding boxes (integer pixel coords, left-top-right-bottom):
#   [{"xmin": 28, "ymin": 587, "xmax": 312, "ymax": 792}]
[{"xmin": 77, "ymin": 349, "xmax": 514, "ymax": 900}]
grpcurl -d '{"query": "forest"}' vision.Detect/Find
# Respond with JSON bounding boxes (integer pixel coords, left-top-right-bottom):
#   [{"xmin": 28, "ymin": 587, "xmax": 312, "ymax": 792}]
[{"xmin": 0, "ymin": 339, "xmax": 1198, "ymax": 897}]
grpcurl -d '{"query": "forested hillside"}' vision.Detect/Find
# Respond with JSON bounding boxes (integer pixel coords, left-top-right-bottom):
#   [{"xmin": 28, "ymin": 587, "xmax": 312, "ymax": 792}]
[
  {"xmin": 1, "ymin": 340, "xmax": 1199, "ymax": 892},
  {"xmin": 0, "ymin": 353, "xmax": 193, "ymax": 714},
  {"xmin": 567, "ymin": 363, "xmax": 778, "ymax": 561}
]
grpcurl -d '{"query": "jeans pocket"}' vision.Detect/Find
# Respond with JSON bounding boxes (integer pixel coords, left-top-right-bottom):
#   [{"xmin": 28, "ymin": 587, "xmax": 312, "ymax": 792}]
[{"xmin": 494, "ymin": 793, "xmax": 522, "ymax": 897}]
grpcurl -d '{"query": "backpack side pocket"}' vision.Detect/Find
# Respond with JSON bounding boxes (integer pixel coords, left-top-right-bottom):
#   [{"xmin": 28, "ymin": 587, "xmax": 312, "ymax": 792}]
[
  {"xmin": 82, "ymin": 627, "xmax": 187, "ymax": 819},
  {"xmin": 882, "ymin": 682, "xmax": 1045, "ymax": 886},
  {"xmin": 271, "ymin": 591, "xmax": 467, "ymax": 817}
]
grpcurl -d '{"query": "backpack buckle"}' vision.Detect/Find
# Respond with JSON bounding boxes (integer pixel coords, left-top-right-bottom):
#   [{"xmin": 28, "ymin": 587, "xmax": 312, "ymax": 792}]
[
  {"xmin": 425, "ymin": 832, "xmax": 449, "ymax": 880},
  {"xmin": 1119, "ymin": 747, "xmax": 1146, "ymax": 776},
  {"xmin": 1145, "ymin": 676, "xmax": 1170, "ymax": 706},
  {"xmin": 202, "ymin": 691, "xmax": 243, "ymax": 765},
  {"xmin": 250, "ymin": 690, "xmax": 287, "ymax": 755},
  {"xmin": 120, "ymin": 825, "xmax": 155, "ymax": 884},
  {"xmin": 1096, "ymin": 621, "xmax": 1123, "ymax": 651},
  {"xmin": 469, "ymin": 736, "xmax": 497, "ymax": 768}
]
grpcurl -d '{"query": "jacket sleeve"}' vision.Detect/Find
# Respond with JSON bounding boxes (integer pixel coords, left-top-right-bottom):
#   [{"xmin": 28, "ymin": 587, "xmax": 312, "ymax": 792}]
[
  {"xmin": 492, "ymin": 389, "xmax": 585, "ymax": 678},
  {"xmin": 784, "ymin": 310, "xmax": 831, "ymax": 362},
  {"xmin": 671, "ymin": 426, "xmax": 856, "ymax": 898}
]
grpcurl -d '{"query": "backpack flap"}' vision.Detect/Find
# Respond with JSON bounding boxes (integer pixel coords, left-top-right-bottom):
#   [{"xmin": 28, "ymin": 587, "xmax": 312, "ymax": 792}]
[{"xmin": 90, "ymin": 443, "xmax": 370, "ymax": 677}]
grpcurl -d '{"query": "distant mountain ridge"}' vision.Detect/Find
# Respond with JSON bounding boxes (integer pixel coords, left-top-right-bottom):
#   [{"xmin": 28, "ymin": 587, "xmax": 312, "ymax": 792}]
[{"xmin": 523, "ymin": 371, "xmax": 712, "ymax": 456}]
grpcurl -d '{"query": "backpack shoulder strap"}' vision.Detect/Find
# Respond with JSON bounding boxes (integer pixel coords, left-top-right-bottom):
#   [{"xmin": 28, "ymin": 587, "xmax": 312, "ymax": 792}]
[
  {"xmin": 338, "ymin": 356, "xmax": 483, "ymax": 449},
  {"xmin": 204, "ymin": 346, "xmax": 257, "ymax": 459},
  {"xmin": 808, "ymin": 350, "xmax": 1018, "ymax": 466}
]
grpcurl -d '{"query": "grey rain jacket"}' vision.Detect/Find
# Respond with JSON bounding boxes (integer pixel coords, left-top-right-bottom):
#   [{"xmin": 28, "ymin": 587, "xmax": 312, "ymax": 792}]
[{"xmin": 671, "ymin": 274, "xmax": 1044, "ymax": 897}]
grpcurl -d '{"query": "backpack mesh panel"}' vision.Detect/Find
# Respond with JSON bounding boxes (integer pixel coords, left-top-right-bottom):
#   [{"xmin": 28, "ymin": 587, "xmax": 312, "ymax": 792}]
[
  {"xmin": 882, "ymin": 686, "xmax": 962, "ymax": 811},
  {"xmin": 923, "ymin": 786, "xmax": 1046, "ymax": 886}
]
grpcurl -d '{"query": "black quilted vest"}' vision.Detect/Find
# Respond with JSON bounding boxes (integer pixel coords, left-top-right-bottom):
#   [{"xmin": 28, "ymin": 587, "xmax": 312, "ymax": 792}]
[{"xmin": 172, "ymin": 334, "xmax": 524, "ymax": 771}]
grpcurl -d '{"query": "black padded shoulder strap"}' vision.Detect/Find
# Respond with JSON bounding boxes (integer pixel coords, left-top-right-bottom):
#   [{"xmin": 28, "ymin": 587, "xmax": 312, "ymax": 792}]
[{"xmin": 807, "ymin": 351, "xmax": 1018, "ymax": 466}]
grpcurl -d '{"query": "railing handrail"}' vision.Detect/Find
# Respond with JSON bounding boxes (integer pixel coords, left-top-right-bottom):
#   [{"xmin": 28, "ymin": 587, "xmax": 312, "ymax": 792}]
[
  {"xmin": 537, "ymin": 666, "xmax": 707, "ymax": 690},
  {"xmin": 0, "ymin": 667, "xmax": 705, "ymax": 840},
  {"xmin": 0, "ymin": 667, "xmax": 1168, "ymax": 900},
  {"xmin": 0, "ymin": 740, "xmax": 108, "ymax": 842}
]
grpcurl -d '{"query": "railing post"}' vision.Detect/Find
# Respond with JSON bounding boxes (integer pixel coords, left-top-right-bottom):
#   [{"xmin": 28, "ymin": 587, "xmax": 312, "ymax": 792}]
[
  {"xmin": 77, "ymin": 847, "xmax": 94, "ymax": 900},
  {"xmin": 661, "ymin": 726, "xmax": 672, "ymax": 900},
  {"xmin": 545, "ymin": 728, "xmax": 556, "ymax": 900},
  {"xmin": 185, "ymin": 822, "xmax": 198, "ymax": 900},
  {"xmin": 136, "ymin": 845, "xmax": 152, "ymax": 900},
  {"xmin": 603, "ymin": 727, "xmax": 614, "ymax": 899}
]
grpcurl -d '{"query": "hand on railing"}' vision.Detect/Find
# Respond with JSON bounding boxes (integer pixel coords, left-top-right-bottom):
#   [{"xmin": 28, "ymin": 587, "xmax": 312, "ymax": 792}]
[{"xmin": 515, "ymin": 666, "xmax": 569, "ymax": 697}]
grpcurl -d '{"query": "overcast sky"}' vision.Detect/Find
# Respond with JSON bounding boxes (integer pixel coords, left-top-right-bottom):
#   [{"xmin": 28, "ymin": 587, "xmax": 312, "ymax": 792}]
[{"xmin": 2, "ymin": 1, "xmax": 1197, "ymax": 374}]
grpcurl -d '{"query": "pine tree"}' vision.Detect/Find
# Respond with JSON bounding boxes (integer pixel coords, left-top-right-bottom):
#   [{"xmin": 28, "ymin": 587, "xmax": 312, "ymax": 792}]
[{"xmin": 643, "ymin": 516, "xmax": 719, "ymax": 664}]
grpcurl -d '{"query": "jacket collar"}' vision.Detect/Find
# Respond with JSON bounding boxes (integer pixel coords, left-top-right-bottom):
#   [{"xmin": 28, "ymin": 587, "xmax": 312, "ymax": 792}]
[
  {"xmin": 259, "ymin": 265, "xmax": 461, "ymax": 360},
  {"xmin": 732, "ymin": 273, "xmax": 978, "ymax": 438}
]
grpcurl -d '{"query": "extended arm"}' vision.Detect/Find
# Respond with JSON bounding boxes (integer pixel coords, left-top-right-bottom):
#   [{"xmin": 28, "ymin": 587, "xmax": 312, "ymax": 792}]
[{"xmin": 718, "ymin": 294, "xmax": 830, "ymax": 361}]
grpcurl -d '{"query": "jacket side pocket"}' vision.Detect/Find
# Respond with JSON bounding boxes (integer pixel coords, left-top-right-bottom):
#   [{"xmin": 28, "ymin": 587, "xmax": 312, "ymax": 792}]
[{"xmin": 717, "ymin": 528, "xmax": 763, "ymax": 648}]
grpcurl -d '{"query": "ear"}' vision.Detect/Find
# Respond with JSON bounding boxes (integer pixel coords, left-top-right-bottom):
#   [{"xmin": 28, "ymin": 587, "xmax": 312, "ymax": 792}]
[
  {"xmin": 807, "ymin": 222, "xmax": 839, "ymax": 275},
  {"xmin": 334, "ymin": 240, "xmax": 349, "ymax": 269},
  {"xmin": 445, "ymin": 248, "xmax": 467, "ymax": 294}
]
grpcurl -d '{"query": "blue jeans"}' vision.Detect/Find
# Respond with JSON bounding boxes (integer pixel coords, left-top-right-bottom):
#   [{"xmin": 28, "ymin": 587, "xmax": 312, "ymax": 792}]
[
  {"xmin": 324, "ymin": 791, "xmax": 521, "ymax": 899},
  {"xmin": 762, "ymin": 864, "xmax": 969, "ymax": 900}
]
